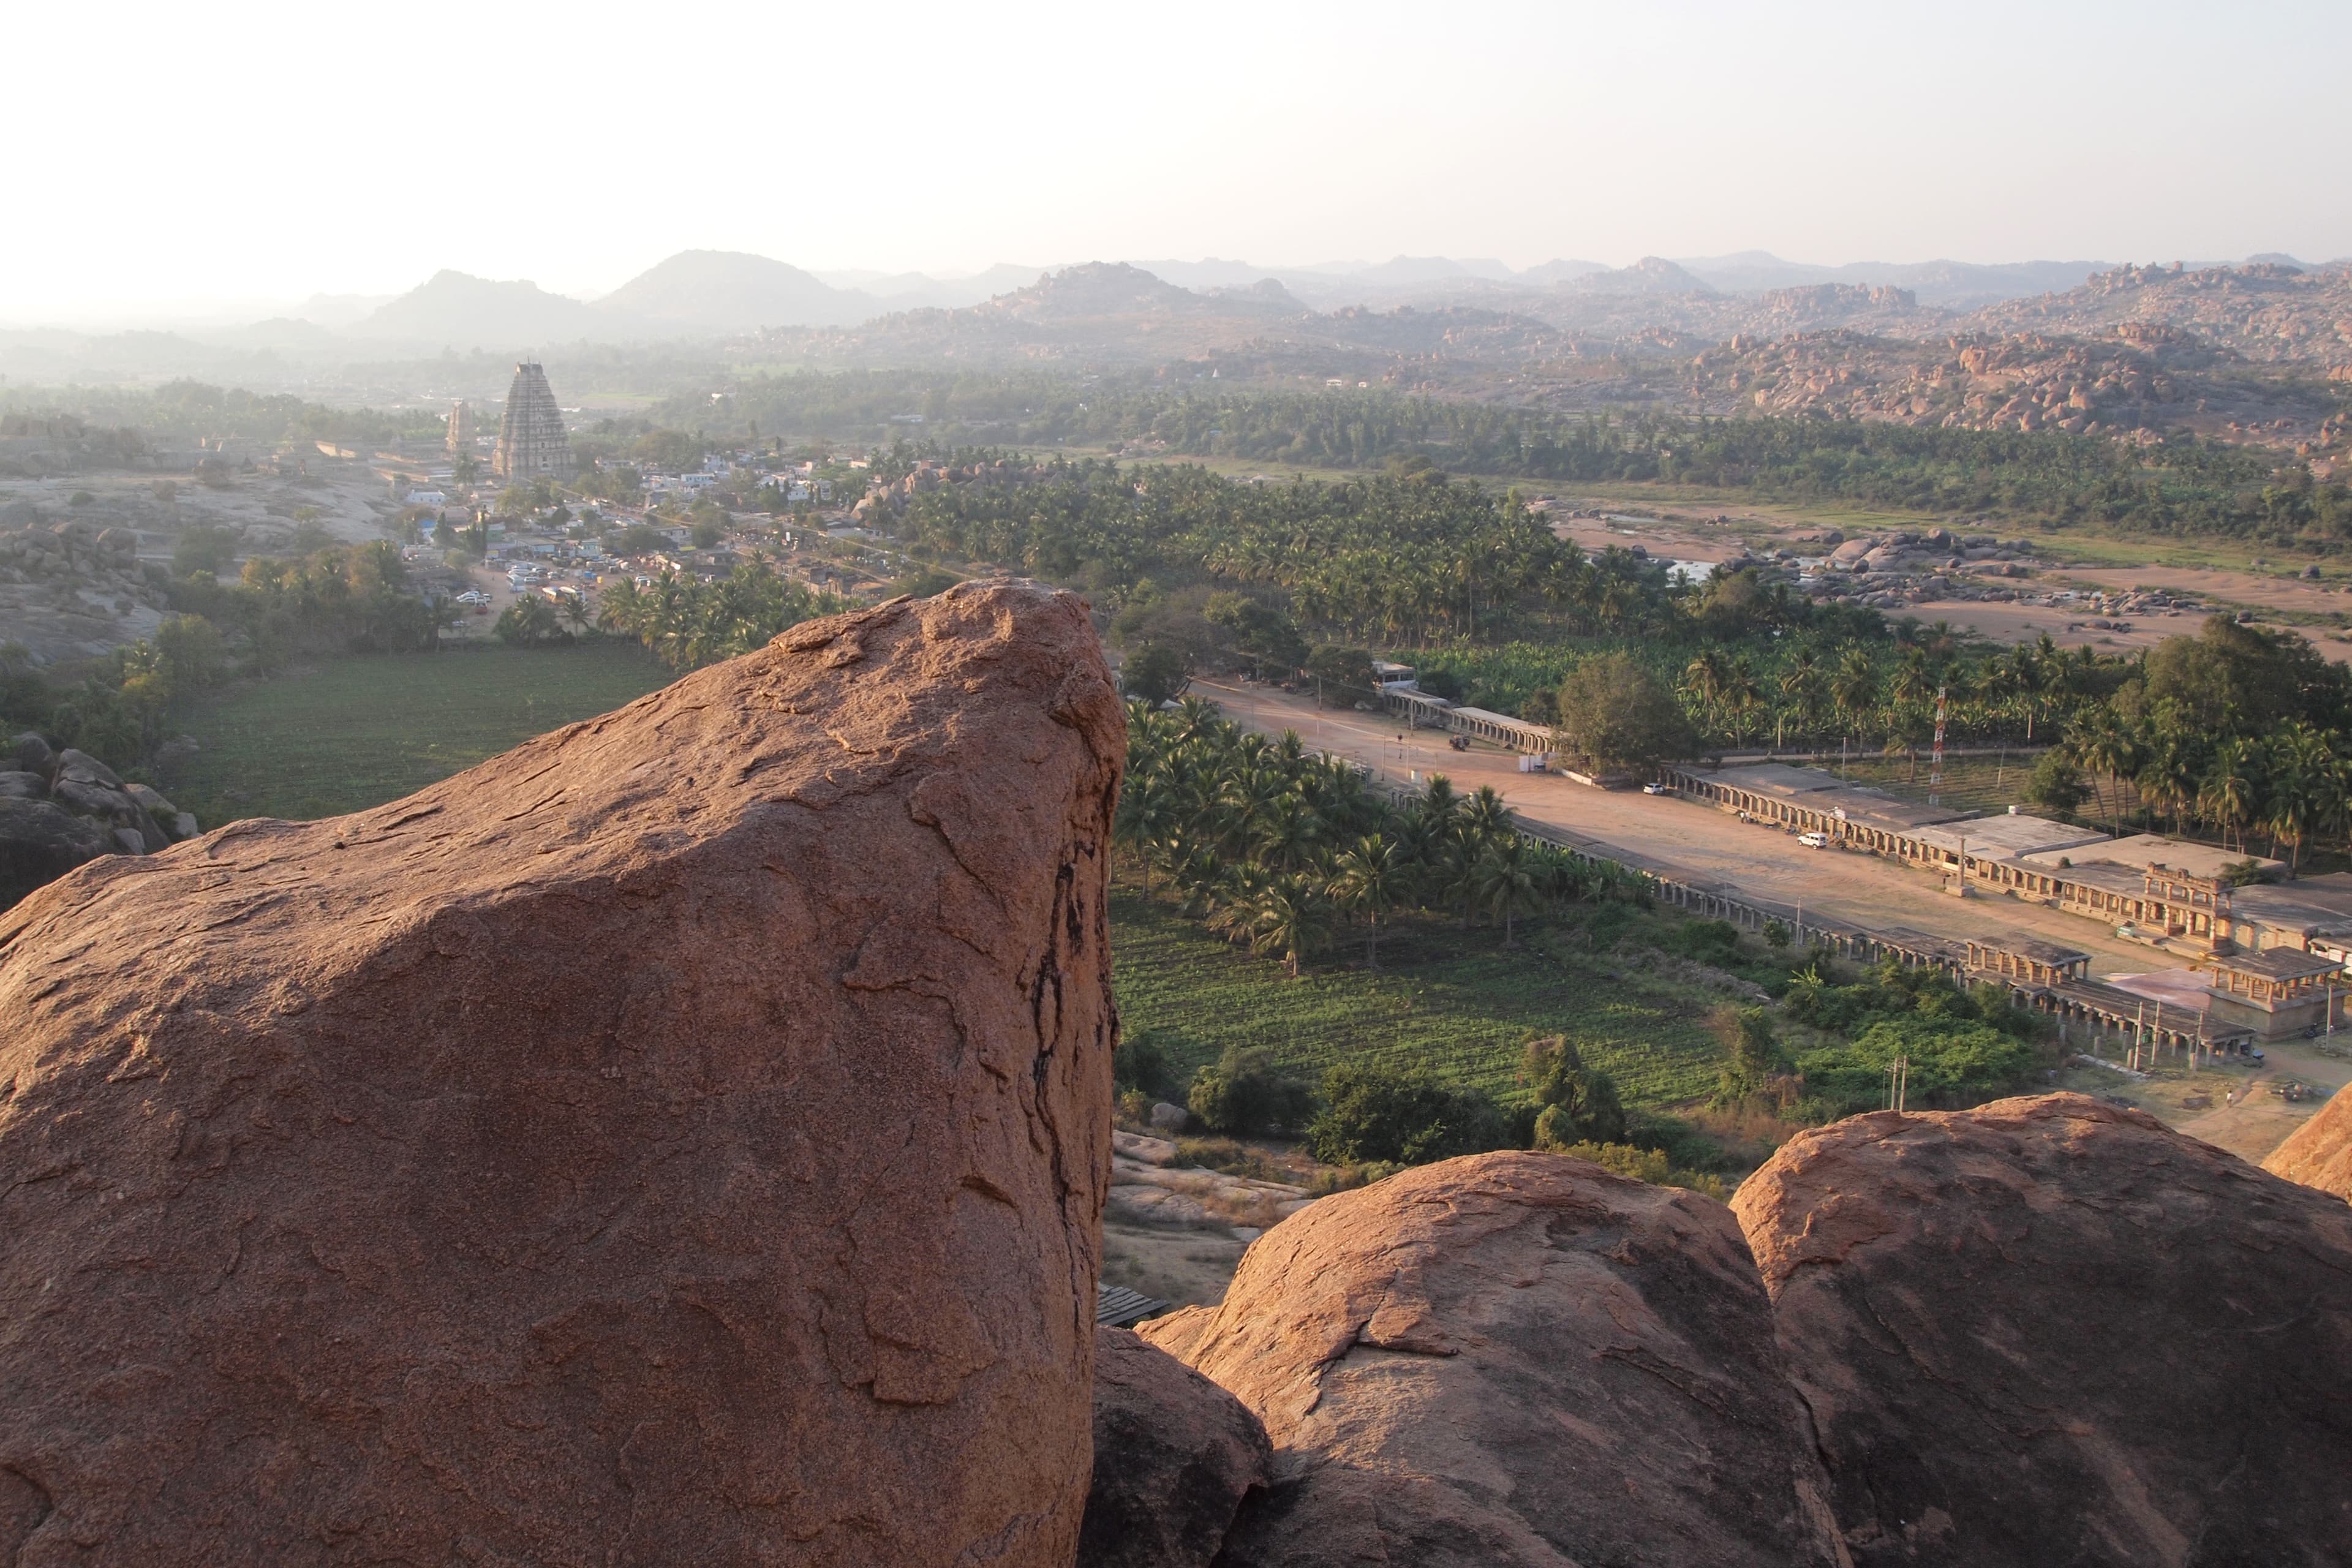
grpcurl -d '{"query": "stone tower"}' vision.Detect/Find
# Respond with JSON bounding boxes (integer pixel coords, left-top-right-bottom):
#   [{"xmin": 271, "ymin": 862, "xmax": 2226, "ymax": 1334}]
[
  {"xmin": 492, "ymin": 362, "xmax": 571, "ymax": 481},
  {"xmin": 445, "ymin": 399, "xmax": 475, "ymax": 458}
]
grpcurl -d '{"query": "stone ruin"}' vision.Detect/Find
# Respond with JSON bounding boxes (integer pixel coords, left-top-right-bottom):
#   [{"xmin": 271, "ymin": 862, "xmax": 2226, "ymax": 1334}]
[{"xmin": 0, "ymin": 578, "xmax": 2348, "ymax": 1566}]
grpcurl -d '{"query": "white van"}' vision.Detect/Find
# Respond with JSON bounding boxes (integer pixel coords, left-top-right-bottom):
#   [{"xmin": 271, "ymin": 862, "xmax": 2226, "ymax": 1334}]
[{"xmin": 1797, "ymin": 831, "xmax": 1829, "ymax": 849}]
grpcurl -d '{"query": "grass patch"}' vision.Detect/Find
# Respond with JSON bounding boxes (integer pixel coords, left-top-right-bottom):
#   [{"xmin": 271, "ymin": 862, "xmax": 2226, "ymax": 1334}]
[
  {"xmin": 1111, "ymin": 891, "xmax": 1732, "ymax": 1109},
  {"xmin": 165, "ymin": 641, "xmax": 675, "ymax": 824}
]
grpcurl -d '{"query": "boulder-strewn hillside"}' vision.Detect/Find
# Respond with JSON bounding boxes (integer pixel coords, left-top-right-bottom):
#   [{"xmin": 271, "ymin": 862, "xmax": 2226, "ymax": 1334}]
[
  {"xmin": 1668, "ymin": 325, "xmax": 2338, "ymax": 442},
  {"xmin": 0, "ymin": 580, "xmax": 1125, "ymax": 1567},
  {"xmin": 1969, "ymin": 261, "xmax": 2352, "ymax": 372}
]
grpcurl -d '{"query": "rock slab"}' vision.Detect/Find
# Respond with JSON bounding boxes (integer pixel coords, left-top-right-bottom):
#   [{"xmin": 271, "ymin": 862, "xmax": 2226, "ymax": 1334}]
[
  {"xmin": 0, "ymin": 581, "xmax": 1125, "ymax": 1566},
  {"xmin": 1141, "ymin": 1151, "xmax": 1848, "ymax": 1567},
  {"xmin": 2263, "ymin": 1084, "xmax": 2352, "ymax": 1202},
  {"xmin": 1735, "ymin": 1094, "xmax": 2352, "ymax": 1567},
  {"xmin": 1080, "ymin": 1326, "xmax": 1271, "ymax": 1568}
]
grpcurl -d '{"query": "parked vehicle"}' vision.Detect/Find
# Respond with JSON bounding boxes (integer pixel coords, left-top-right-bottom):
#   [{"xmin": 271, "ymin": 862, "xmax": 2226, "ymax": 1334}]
[
  {"xmin": 1798, "ymin": 831, "xmax": 1828, "ymax": 849},
  {"xmin": 1641, "ymin": 782, "xmax": 1667, "ymax": 795}
]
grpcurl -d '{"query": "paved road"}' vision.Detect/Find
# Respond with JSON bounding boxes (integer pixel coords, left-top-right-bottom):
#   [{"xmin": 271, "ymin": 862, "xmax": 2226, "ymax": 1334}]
[{"xmin": 1193, "ymin": 677, "xmax": 2163, "ymax": 978}]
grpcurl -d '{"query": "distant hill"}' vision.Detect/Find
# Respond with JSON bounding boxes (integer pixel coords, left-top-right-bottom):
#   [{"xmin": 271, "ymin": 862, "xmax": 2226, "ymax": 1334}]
[
  {"xmin": 596, "ymin": 249, "xmax": 873, "ymax": 331},
  {"xmin": 1518, "ymin": 258, "xmax": 1610, "ymax": 285},
  {"xmin": 350, "ymin": 271, "xmax": 604, "ymax": 347},
  {"xmin": 1569, "ymin": 256, "xmax": 1714, "ymax": 296},
  {"xmin": 1672, "ymin": 252, "xmax": 2110, "ymax": 306},
  {"xmin": 971, "ymin": 262, "xmax": 1235, "ymax": 322}
]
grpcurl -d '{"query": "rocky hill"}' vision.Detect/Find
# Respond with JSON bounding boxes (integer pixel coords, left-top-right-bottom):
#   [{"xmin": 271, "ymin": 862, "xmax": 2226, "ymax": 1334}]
[
  {"xmin": 1967, "ymin": 260, "xmax": 2352, "ymax": 374},
  {"xmin": 1665, "ymin": 325, "xmax": 2338, "ymax": 442}
]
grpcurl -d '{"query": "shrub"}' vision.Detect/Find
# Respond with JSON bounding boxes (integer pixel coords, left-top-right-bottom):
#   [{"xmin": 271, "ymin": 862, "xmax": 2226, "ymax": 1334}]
[
  {"xmin": 1114, "ymin": 1030, "xmax": 1178, "ymax": 1099},
  {"xmin": 1521, "ymin": 1036, "xmax": 1627, "ymax": 1147},
  {"xmin": 1187, "ymin": 1046, "xmax": 1314, "ymax": 1137},
  {"xmin": 1308, "ymin": 1060, "xmax": 1506, "ymax": 1166},
  {"xmin": 1174, "ymin": 1137, "xmax": 1284, "ymax": 1182},
  {"xmin": 1794, "ymin": 1016, "xmax": 2040, "ymax": 1116},
  {"xmin": 1548, "ymin": 1140, "xmax": 1728, "ymax": 1199}
]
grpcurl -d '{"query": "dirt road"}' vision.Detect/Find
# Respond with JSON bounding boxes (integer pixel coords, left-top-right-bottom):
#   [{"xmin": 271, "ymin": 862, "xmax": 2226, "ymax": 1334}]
[{"xmin": 1197, "ymin": 677, "xmax": 2169, "ymax": 977}]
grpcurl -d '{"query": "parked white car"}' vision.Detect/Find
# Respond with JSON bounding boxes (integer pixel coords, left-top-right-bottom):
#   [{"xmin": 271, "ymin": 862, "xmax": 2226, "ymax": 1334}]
[{"xmin": 1798, "ymin": 831, "xmax": 1829, "ymax": 849}]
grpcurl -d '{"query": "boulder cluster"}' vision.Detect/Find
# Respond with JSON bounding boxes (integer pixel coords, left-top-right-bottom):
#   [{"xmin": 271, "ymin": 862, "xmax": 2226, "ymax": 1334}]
[
  {"xmin": 1099, "ymin": 1095, "xmax": 2352, "ymax": 1567},
  {"xmin": 0, "ymin": 512, "xmax": 162, "ymax": 603},
  {"xmin": 0, "ymin": 578, "xmax": 2347, "ymax": 1566},
  {"xmin": 0, "ymin": 732, "xmax": 200, "ymax": 909}
]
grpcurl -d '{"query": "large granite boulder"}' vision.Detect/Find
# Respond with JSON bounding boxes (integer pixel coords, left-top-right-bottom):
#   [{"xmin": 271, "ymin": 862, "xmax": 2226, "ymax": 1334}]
[
  {"xmin": 2264, "ymin": 1085, "xmax": 2352, "ymax": 1202},
  {"xmin": 1733, "ymin": 1095, "xmax": 2352, "ymax": 1567},
  {"xmin": 0, "ymin": 581, "xmax": 1124, "ymax": 1566},
  {"xmin": 0, "ymin": 796, "xmax": 113, "ymax": 911},
  {"xmin": 1140, "ymin": 1152, "xmax": 1848, "ymax": 1568},
  {"xmin": 0, "ymin": 735, "xmax": 195, "ymax": 912},
  {"xmin": 1080, "ymin": 1326, "xmax": 1271, "ymax": 1568}
]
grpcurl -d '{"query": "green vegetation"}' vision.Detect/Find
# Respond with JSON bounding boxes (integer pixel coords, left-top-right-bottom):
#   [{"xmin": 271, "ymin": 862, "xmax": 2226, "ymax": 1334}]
[
  {"xmin": 695, "ymin": 374, "xmax": 2352, "ymax": 546},
  {"xmin": 1110, "ymin": 891, "xmax": 1725, "ymax": 1107},
  {"xmin": 1, "ymin": 380, "xmax": 444, "ymax": 451},
  {"xmin": 597, "ymin": 564, "xmax": 846, "ymax": 671},
  {"xmin": 1776, "ymin": 961, "xmax": 2051, "ymax": 1118},
  {"xmin": 159, "ymin": 643, "xmax": 673, "ymax": 824}
]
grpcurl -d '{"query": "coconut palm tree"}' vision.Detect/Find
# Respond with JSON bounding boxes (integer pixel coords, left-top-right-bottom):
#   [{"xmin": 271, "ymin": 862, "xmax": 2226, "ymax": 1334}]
[
  {"xmin": 1831, "ymin": 647, "xmax": 1877, "ymax": 750},
  {"xmin": 1459, "ymin": 784, "xmax": 1515, "ymax": 851},
  {"xmin": 2198, "ymin": 740, "xmax": 2261, "ymax": 854},
  {"xmin": 1682, "ymin": 649, "xmax": 1730, "ymax": 737},
  {"xmin": 1214, "ymin": 875, "xmax": 1330, "ymax": 978},
  {"xmin": 1329, "ymin": 835, "xmax": 1410, "ymax": 968},
  {"xmin": 1469, "ymin": 837, "xmax": 1544, "ymax": 947}
]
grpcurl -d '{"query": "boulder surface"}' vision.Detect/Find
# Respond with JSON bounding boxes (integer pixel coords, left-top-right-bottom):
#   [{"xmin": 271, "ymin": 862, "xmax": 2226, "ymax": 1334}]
[
  {"xmin": 0, "ymin": 581, "xmax": 1124, "ymax": 1567},
  {"xmin": 2263, "ymin": 1084, "xmax": 2352, "ymax": 1202},
  {"xmin": 1080, "ymin": 1325, "xmax": 1271, "ymax": 1568},
  {"xmin": 1140, "ymin": 1151, "xmax": 1848, "ymax": 1568},
  {"xmin": 1734, "ymin": 1094, "xmax": 2352, "ymax": 1567}
]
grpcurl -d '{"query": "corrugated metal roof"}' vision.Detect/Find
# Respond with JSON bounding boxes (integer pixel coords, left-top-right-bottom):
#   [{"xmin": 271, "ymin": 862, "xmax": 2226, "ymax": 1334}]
[{"xmin": 1096, "ymin": 1283, "xmax": 1168, "ymax": 1329}]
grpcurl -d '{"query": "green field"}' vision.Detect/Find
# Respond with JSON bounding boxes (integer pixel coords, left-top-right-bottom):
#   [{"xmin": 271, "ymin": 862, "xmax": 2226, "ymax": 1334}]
[
  {"xmin": 164, "ymin": 641, "xmax": 676, "ymax": 824},
  {"xmin": 1111, "ymin": 892, "xmax": 1727, "ymax": 1109}
]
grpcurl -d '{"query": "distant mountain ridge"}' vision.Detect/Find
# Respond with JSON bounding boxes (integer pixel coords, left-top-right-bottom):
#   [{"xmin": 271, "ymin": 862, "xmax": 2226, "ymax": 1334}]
[
  {"xmin": 593, "ymin": 251, "xmax": 867, "ymax": 331},
  {"xmin": 207, "ymin": 248, "xmax": 2328, "ymax": 356}
]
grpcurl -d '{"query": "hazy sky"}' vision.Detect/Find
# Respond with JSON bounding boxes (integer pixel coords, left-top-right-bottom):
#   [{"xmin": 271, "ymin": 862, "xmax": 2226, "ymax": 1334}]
[{"xmin": 9, "ymin": 0, "xmax": 2346, "ymax": 322}]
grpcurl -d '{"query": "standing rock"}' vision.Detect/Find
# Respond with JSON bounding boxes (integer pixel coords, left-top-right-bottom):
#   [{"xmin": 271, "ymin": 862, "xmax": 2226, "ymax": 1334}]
[
  {"xmin": 0, "ymin": 797, "xmax": 113, "ymax": 910},
  {"xmin": 0, "ymin": 581, "xmax": 1125, "ymax": 1567},
  {"xmin": 2263, "ymin": 1085, "xmax": 2352, "ymax": 1201},
  {"xmin": 9, "ymin": 733, "xmax": 54, "ymax": 777},
  {"xmin": 1080, "ymin": 1327, "xmax": 1272, "ymax": 1568},
  {"xmin": 1141, "ymin": 1152, "xmax": 1847, "ymax": 1568},
  {"xmin": 1733, "ymin": 1095, "xmax": 2352, "ymax": 1567}
]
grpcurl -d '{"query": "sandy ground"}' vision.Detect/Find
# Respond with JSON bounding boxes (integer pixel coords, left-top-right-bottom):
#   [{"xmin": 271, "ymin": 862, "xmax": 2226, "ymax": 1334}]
[
  {"xmin": 1547, "ymin": 500, "xmax": 2352, "ymax": 663},
  {"xmin": 2056, "ymin": 1036, "xmax": 2348, "ymax": 1164},
  {"xmin": 1902, "ymin": 597, "xmax": 2207, "ymax": 657},
  {"xmin": 2057, "ymin": 565, "xmax": 2352, "ymax": 616},
  {"xmin": 1101, "ymin": 1222, "xmax": 1248, "ymax": 1310}
]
